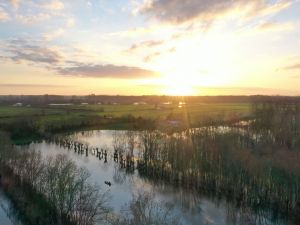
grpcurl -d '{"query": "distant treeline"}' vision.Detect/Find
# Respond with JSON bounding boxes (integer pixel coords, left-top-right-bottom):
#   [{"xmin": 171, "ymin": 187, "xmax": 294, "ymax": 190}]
[{"xmin": 1, "ymin": 95, "xmax": 300, "ymax": 106}]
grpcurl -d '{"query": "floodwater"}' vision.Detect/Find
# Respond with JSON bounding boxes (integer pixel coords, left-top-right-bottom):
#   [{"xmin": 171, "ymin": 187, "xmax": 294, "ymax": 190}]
[
  {"xmin": 17, "ymin": 130, "xmax": 293, "ymax": 225},
  {"xmin": 0, "ymin": 190, "xmax": 23, "ymax": 225}
]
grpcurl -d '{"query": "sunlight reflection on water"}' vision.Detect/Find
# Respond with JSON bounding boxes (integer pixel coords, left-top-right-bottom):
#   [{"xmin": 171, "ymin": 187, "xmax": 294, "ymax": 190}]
[{"xmin": 16, "ymin": 129, "xmax": 290, "ymax": 225}]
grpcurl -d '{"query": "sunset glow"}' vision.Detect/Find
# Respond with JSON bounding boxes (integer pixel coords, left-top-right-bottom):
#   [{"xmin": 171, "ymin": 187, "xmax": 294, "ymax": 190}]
[
  {"xmin": 1, "ymin": 2, "xmax": 300, "ymax": 223},
  {"xmin": 0, "ymin": 0, "xmax": 299, "ymax": 95},
  {"xmin": 163, "ymin": 84, "xmax": 195, "ymax": 96}
]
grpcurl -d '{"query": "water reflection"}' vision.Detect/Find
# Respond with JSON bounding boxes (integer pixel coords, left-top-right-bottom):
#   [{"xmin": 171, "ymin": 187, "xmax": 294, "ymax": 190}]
[
  {"xmin": 19, "ymin": 129, "xmax": 296, "ymax": 225},
  {"xmin": 0, "ymin": 190, "xmax": 23, "ymax": 225}
]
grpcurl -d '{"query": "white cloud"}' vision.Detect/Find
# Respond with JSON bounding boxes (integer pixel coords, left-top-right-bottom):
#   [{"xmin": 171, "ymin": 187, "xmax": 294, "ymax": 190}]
[
  {"xmin": 0, "ymin": 7, "xmax": 10, "ymax": 22},
  {"xmin": 16, "ymin": 13, "xmax": 50, "ymax": 24},
  {"xmin": 9, "ymin": 0, "xmax": 20, "ymax": 9},
  {"xmin": 42, "ymin": 0, "xmax": 64, "ymax": 11},
  {"xmin": 3, "ymin": 39, "xmax": 63, "ymax": 64},
  {"xmin": 43, "ymin": 28, "xmax": 65, "ymax": 41},
  {"xmin": 254, "ymin": 21, "xmax": 294, "ymax": 32}
]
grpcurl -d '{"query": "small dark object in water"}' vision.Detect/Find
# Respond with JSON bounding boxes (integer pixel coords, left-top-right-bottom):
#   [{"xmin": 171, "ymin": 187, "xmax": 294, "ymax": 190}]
[{"xmin": 104, "ymin": 181, "xmax": 112, "ymax": 186}]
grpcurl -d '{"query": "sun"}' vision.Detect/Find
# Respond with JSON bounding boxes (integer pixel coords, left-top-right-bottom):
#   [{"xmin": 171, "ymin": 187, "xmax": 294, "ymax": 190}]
[
  {"xmin": 158, "ymin": 70, "xmax": 198, "ymax": 96},
  {"xmin": 163, "ymin": 83, "xmax": 195, "ymax": 96}
]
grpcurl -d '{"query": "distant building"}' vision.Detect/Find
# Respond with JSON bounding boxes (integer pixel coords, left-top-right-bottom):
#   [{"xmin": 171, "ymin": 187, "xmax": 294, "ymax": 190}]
[
  {"xmin": 178, "ymin": 102, "xmax": 186, "ymax": 108},
  {"xmin": 133, "ymin": 102, "xmax": 147, "ymax": 105},
  {"xmin": 48, "ymin": 103, "xmax": 73, "ymax": 106},
  {"xmin": 162, "ymin": 120, "xmax": 181, "ymax": 127},
  {"xmin": 168, "ymin": 120, "xmax": 180, "ymax": 126},
  {"xmin": 13, "ymin": 103, "xmax": 23, "ymax": 107}
]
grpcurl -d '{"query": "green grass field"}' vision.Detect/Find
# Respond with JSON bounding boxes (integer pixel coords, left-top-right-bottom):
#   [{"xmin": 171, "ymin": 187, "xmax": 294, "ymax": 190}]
[
  {"xmin": 0, "ymin": 103, "xmax": 251, "ymax": 130},
  {"xmin": 0, "ymin": 103, "xmax": 251, "ymax": 120}
]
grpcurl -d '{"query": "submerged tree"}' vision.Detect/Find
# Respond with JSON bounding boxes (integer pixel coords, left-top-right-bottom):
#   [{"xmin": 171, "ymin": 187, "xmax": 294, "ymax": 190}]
[
  {"xmin": 0, "ymin": 135, "xmax": 110, "ymax": 225},
  {"xmin": 112, "ymin": 192, "xmax": 180, "ymax": 225}
]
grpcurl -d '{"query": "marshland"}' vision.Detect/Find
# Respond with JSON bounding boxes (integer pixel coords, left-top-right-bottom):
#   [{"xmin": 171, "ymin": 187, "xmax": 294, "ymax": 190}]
[
  {"xmin": 0, "ymin": 96, "xmax": 300, "ymax": 225},
  {"xmin": 1, "ymin": 0, "xmax": 300, "ymax": 224}
]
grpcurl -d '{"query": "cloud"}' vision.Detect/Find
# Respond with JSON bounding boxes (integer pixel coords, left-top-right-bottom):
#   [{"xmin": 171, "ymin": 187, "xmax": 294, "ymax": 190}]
[
  {"xmin": 56, "ymin": 63, "xmax": 159, "ymax": 79},
  {"xmin": 42, "ymin": 0, "xmax": 64, "ymax": 10},
  {"xmin": 109, "ymin": 27, "xmax": 154, "ymax": 38},
  {"xmin": 12, "ymin": 46, "xmax": 62, "ymax": 64},
  {"xmin": 139, "ymin": 84, "xmax": 299, "ymax": 95},
  {"xmin": 283, "ymin": 63, "xmax": 300, "ymax": 70},
  {"xmin": 198, "ymin": 86, "xmax": 299, "ymax": 95},
  {"xmin": 12, "ymin": 1, "xmax": 66, "ymax": 25},
  {"xmin": 291, "ymin": 75, "xmax": 300, "ymax": 78},
  {"xmin": 0, "ymin": 7, "xmax": 10, "ymax": 22},
  {"xmin": 9, "ymin": 0, "xmax": 20, "ymax": 9},
  {"xmin": 137, "ymin": 0, "xmax": 291, "ymax": 25},
  {"xmin": 126, "ymin": 39, "xmax": 164, "ymax": 52},
  {"xmin": 66, "ymin": 17, "xmax": 75, "ymax": 27},
  {"xmin": 16, "ymin": 13, "xmax": 50, "ymax": 24},
  {"xmin": 144, "ymin": 52, "xmax": 161, "ymax": 62},
  {"xmin": 8, "ymin": 0, "xmax": 63, "ymax": 11},
  {"xmin": 0, "ymin": 83, "xmax": 71, "ymax": 88},
  {"xmin": 168, "ymin": 47, "xmax": 176, "ymax": 52},
  {"xmin": 254, "ymin": 21, "xmax": 294, "ymax": 32},
  {"xmin": 126, "ymin": 40, "xmax": 176, "ymax": 62},
  {"xmin": 3, "ymin": 39, "xmax": 63, "ymax": 64},
  {"xmin": 43, "ymin": 28, "xmax": 65, "ymax": 41},
  {"xmin": 1, "ymin": 39, "xmax": 158, "ymax": 80}
]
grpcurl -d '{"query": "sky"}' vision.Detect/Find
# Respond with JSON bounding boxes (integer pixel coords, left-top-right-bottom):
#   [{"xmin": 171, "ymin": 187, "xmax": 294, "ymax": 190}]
[{"xmin": 0, "ymin": 0, "xmax": 300, "ymax": 96}]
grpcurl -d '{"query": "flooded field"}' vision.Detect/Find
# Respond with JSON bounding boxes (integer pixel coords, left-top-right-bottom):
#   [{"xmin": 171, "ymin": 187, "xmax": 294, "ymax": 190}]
[
  {"xmin": 16, "ymin": 129, "xmax": 296, "ymax": 225},
  {"xmin": 0, "ymin": 190, "xmax": 23, "ymax": 225}
]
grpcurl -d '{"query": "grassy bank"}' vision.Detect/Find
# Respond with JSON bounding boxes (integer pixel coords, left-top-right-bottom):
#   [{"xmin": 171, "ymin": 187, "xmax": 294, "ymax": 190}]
[
  {"xmin": 0, "ymin": 103, "xmax": 251, "ymax": 124},
  {"xmin": 0, "ymin": 103, "xmax": 251, "ymax": 144}
]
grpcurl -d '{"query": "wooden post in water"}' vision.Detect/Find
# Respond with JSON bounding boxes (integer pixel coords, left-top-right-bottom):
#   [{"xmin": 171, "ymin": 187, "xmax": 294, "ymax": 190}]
[{"xmin": 104, "ymin": 150, "xmax": 107, "ymax": 163}]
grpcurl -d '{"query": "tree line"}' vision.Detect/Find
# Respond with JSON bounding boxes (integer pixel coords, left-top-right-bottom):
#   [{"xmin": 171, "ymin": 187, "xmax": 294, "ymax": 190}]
[{"xmin": 135, "ymin": 102, "xmax": 300, "ymax": 223}]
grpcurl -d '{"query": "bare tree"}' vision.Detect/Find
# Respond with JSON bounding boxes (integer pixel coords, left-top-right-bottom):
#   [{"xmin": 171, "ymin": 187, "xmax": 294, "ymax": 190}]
[
  {"xmin": 42, "ymin": 154, "xmax": 110, "ymax": 225},
  {"xmin": 112, "ymin": 192, "xmax": 181, "ymax": 225}
]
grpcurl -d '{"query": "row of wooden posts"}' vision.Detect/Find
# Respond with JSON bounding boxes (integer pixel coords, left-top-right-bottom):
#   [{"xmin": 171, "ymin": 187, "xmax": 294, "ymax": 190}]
[{"xmin": 51, "ymin": 138, "xmax": 135, "ymax": 169}]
